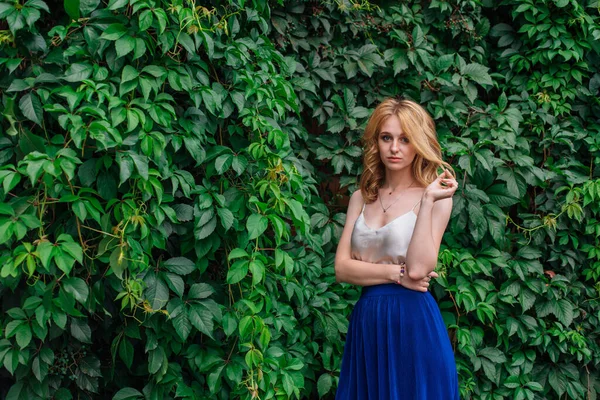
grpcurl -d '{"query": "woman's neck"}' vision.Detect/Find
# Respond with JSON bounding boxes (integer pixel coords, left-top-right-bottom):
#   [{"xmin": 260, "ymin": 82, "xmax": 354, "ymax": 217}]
[{"xmin": 383, "ymin": 168, "xmax": 415, "ymax": 191}]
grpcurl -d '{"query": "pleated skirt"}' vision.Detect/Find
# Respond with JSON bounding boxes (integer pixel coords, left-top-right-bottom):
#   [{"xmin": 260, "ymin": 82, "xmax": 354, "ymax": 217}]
[{"xmin": 336, "ymin": 284, "xmax": 460, "ymax": 400}]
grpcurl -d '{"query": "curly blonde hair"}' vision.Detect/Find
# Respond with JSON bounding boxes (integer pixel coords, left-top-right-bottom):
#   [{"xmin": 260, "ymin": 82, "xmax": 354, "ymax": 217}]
[{"xmin": 359, "ymin": 97, "xmax": 454, "ymax": 203}]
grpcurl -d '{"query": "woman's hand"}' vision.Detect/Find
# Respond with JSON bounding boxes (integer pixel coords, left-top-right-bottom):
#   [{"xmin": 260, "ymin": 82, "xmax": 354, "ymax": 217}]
[
  {"xmin": 424, "ymin": 169, "xmax": 458, "ymax": 202},
  {"xmin": 398, "ymin": 271, "xmax": 438, "ymax": 292}
]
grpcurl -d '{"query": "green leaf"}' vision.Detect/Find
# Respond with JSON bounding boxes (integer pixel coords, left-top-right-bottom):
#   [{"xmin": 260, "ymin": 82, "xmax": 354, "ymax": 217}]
[
  {"xmin": 15, "ymin": 324, "xmax": 32, "ymax": 348},
  {"xmin": 317, "ymin": 373, "xmax": 333, "ymax": 397},
  {"xmin": 107, "ymin": 0, "xmax": 128, "ymax": 10},
  {"xmin": 0, "ymin": 203, "xmax": 15, "ymax": 216},
  {"xmin": 64, "ymin": 0, "xmax": 80, "ymax": 20},
  {"xmin": 129, "ymin": 153, "xmax": 148, "ymax": 180},
  {"xmin": 537, "ymin": 299, "xmax": 574, "ymax": 326},
  {"xmin": 109, "ymin": 248, "xmax": 128, "ymax": 280},
  {"xmin": 32, "ymin": 355, "xmax": 48, "ymax": 381},
  {"xmin": 479, "ymin": 347, "xmax": 507, "ymax": 363},
  {"xmin": 64, "ymin": 63, "xmax": 93, "ymax": 82},
  {"xmin": 188, "ymin": 283, "xmax": 214, "ymax": 299},
  {"xmin": 436, "ymin": 54, "xmax": 455, "ymax": 71},
  {"xmin": 526, "ymin": 381, "xmax": 543, "ymax": 391},
  {"xmin": 172, "ymin": 306, "xmax": 191, "ymax": 341},
  {"xmin": 19, "ymin": 92, "xmax": 43, "ymax": 124},
  {"xmin": 121, "ymin": 65, "xmax": 139, "ymax": 83},
  {"xmin": 54, "ymin": 249, "xmax": 75, "ymax": 275},
  {"xmin": 118, "ymin": 155, "xmax": 134, "ymax": 185},
  {"xmin": 60, "ymin": 239, "xmax": 83, "ymax": 263},
  {"xmin": 62, "ymin": 277, "xmax": 89, "ymax": 304},
  {"xmin": 7, "ymin": 79, "xmax": 30, "ymax": 92},
  {"xmin": 468, "ymin": 202, "xmax": 487, "ymax": 243},
  {"xmin": 5, "ymin": 382, "xmax": 25, "ymax": 400},
  {"xmin": 138, "ymin": 10, "xmax": 153, "ymax": 31},
  {"xmin": 222, "ymin": 313, "xmax": 237, "ymax": 337},
  {"xmin": 189, "ymin": 303, "xmax": 214, "ymax": 339},
  {"xmin": 246, "ymin": 213, "xmax": 268, "ymax": 240},
  {"xmin": 249, "ymin": 259, "xmax": 264, "ymax": 285},
  {"xmin": 215, "ymin": 154, "xmax": 233, "ymax": 174},
  {"xmin": 37, "ymin": 241, "xmax": 54, "ymax": 268},
  {"xmin": 200, "ymin": 30, "xmax": 214, "ymax": 57},
  {"xmin": 228, "ymin": 248, "xmax": 248, "ymax": 261},
  {"xmin": 504, "ymin": 375, "xmax": 521, "ymax": 388},
  {"xmin": 118, "ymin": 339, "xmax": 134, "ymax": 369},
  {"xmin": 178, "ymin": 32, "xmax": 196, "ymax": 54},
  {"xmin": 461, "ymin": 63, "xmax": 493, "ymax": 86},
  {"xmin": 148, "ymin": 347, "xmax": 164, "ymax": 374},
  {"xmin": 164, "ymin": 257, "xmax": 195, "ymax": 275},
  {"xmin": 115, "ymin": 36, "xmax": 135, "ymax": 58},
  {"xmin": 195, "ymin": 215, "xmax": 217, "ymax": 240},
  {"xmin": 113, "ymin": 388, "xmax": 143, "ymax": 400},
  {"xmin": 144, "ymin": 272, "xmax": 169, "ymax": 310},
  {"xmin": 70, "ymin": 318, "xmax": 92, "ymax": 343},
  {"xmin": 226, "ymin": 260, "xmax": 248, "ymax": 284},
  {"xmin": 231, "ymin": 155, "xmax": 248, "ymax": 176},
  {"xmin": 217, "ymin": 207, "xmax": 234, "ymax": 231},
  {"xmin": 79, "ymin": 0, "xmax": 99, "ymax": 15},
  {"xmin": 327, "ymin": 117, "xmax": 345, "ymax": 134},
  {"xmin": 164, "ymin": 272, "xmax": 184, "ymax": 297},
  {"xmin": 291, "ymin": 77, "xmax": 317, "ymax": 94}
]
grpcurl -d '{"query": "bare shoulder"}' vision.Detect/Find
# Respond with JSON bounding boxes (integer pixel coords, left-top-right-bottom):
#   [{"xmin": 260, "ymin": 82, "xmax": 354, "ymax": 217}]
[
  {"xmin": 350, "ymin": 189, "xmax": 364, "ymax": 205},
  {"xmin": 344, "ymin": 189, "xmax": 365, "ymax": 223}
]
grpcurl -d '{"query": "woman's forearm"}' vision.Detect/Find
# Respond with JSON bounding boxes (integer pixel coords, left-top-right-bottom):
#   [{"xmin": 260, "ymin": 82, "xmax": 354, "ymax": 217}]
[
  {"xmin": 405, "ymin": 196, "xmax": 439, "ymax": 280},
  {"xmin": 334, "ymin": 258, "xmax": 397, "ymax": 286}
]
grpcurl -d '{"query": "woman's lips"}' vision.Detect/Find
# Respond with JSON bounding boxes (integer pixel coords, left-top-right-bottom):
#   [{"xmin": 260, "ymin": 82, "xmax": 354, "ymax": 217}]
[{"xmin": 387, "ymin": 157, "xmax": 402, "ymax": 162}]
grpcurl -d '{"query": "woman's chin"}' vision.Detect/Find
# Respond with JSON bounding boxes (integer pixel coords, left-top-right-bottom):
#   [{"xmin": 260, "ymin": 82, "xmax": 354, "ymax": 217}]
[{"xmin": 383, "ymin": 162, "xmax": 409, "ymax": 170}]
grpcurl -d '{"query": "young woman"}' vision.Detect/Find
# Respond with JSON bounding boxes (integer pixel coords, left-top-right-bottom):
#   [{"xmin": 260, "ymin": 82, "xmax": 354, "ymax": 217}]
[{"xmin": 335, "ymin": 97, "xmax": 460, "ymax": 399}]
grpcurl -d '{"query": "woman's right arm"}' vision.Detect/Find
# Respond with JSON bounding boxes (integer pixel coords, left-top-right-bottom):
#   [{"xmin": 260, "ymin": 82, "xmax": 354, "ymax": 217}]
[{"xmin": 334, "ymin": 190, "xmax": 436, "ymax": 291}]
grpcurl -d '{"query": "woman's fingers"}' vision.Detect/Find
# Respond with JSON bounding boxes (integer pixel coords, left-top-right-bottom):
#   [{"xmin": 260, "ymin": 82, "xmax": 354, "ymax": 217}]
[
  {"xmin": 439, "ymin": 169, "xmax": 452, "ymax": 179},
  {"xmin": 419, "ymin": 271, "xmax": 439, "ymax": 291}
]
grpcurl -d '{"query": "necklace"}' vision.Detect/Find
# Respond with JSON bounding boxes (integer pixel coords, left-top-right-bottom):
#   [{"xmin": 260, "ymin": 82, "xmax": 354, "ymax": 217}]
[{"xmin": 379, "ymin": 181, "xmax": 415, "ymax": 213}]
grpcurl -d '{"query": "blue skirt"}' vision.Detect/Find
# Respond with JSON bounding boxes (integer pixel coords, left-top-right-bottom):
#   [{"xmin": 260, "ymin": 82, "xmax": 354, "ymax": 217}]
[{"xmin": 336, "ymin": 284, "xmax": 459, "ymax": 399}]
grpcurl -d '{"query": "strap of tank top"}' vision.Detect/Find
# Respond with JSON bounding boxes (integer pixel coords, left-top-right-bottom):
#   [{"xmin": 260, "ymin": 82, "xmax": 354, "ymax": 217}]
[
  {"xmin": 411, "ymin": 199, "xmax": 422, "ymax": 211},
  {"xmin": 361, "ymin": 202, "xmax": 366, "ymax": 213}
]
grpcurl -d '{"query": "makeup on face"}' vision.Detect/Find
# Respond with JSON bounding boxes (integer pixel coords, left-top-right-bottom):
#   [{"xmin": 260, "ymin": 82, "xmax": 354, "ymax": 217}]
[{"xmin": 377, "ymin": 115, "xmax": 417, "ymax": 169}]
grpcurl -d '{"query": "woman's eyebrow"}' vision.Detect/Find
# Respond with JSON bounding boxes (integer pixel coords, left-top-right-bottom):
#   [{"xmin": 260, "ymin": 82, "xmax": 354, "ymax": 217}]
[{"xmin": 379, "ymin": 131, "xmax": 405, "ymax": 136}]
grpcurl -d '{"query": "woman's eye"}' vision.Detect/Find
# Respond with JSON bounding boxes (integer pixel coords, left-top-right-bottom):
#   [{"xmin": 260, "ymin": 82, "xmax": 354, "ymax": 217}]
[
  {"xmin": 382, "ymin": 135, "xmax": 391, "ymax": 141},
  {"xmin": 401, "ymin": 137, "xmax": 409, "ymax": 143}
]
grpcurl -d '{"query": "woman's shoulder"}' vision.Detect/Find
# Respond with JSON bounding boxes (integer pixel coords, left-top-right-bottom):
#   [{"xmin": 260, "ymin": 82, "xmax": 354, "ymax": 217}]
[
  {"xmin": 349, "ymin": 189, "xmax": 365, "ymax": 207},
  {"xmin": 351, "ymin": 189, "xmax": 364, "ymax": 201}
]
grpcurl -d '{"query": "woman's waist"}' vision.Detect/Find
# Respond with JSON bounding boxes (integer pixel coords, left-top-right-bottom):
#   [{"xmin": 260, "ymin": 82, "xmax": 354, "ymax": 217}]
[
  {"xmin": 350, "ymin": 254, "xmax": 407, "ymax": 265},
  {"xmin": 360, "ymin": 283, "xmax": 428, "ymax": 297}
]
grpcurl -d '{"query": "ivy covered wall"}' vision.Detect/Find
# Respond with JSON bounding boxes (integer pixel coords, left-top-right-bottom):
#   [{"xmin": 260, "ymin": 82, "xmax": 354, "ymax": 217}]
[{"xmin": 0, "ymin": 0, "xmax": 599, "ymax": 398}]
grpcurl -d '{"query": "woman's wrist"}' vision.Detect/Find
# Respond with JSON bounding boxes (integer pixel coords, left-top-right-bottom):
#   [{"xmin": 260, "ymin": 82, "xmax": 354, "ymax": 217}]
[
  {"xmin": 389, "ymin": 263, "xmax": 406, "ymax": 284},
  {"xmin": 387, "ymin": 264, "xmax": 399, "ymax": 283},
  {"xmin": 422, "ymin": 191, "xmax": 436, "ymax": 204}
]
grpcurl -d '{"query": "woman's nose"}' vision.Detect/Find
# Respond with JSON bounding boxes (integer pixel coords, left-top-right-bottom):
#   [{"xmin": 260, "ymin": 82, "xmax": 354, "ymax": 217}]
[{"xmin": 391, "ymin": 140, "xmax": 399, "ymax": 152}]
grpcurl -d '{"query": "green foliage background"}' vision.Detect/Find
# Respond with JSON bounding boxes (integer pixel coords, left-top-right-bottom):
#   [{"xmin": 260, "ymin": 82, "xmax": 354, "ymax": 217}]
[{"xmin": 1, "ymin": 0, "xmax": 600, "ymax": 398}]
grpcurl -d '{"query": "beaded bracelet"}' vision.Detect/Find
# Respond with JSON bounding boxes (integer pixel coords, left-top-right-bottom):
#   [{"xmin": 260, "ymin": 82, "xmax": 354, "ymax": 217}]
[{"xmin": 396, "ymin": 262, "xmax": 406, "ymax": 284}]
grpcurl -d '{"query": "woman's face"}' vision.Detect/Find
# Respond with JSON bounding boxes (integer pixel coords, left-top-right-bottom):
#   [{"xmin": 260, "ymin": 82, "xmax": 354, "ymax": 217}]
[{"xmin": 377, "ymin": 115, "xmax": 417, "ymax": 171}]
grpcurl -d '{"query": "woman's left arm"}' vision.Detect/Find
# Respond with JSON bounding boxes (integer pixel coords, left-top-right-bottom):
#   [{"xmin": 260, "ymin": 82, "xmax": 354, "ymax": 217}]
[{"xmin": 405, "ymin": 170, "xmax": 457, "ymax": 280}]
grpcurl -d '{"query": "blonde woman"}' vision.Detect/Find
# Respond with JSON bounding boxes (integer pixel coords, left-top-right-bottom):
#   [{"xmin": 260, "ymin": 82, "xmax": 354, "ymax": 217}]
[{"xmin": 335, "ymin": 97, "xmax": 460, "ymax": 399}]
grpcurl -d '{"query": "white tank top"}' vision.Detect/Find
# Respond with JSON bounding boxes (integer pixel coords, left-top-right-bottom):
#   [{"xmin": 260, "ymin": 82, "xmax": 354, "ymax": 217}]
[{"xmin": 350, "ymin": 199, "xmax": 421, "ymax": 265}]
